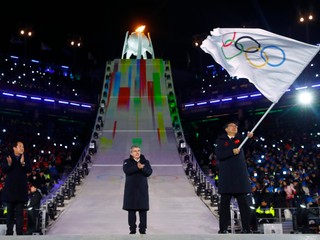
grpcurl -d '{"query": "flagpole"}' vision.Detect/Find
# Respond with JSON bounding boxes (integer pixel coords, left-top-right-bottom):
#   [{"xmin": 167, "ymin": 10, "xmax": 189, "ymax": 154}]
[{"xmin": 238, "ymin": 102, "xmax": 277, "ymax": 150}]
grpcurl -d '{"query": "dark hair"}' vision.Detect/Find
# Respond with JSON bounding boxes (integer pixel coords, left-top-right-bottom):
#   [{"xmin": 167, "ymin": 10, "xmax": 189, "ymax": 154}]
[
  {"xmin": 224, "ymin": 121, "xmax": 239, "ymax": 129},
  {"xmin": 130, "ymin": 145, "xmax": 141, "ymax": 151},
  {"xmin": 11, "ymin": 140, "xmax": 23, "ymax": 148}
]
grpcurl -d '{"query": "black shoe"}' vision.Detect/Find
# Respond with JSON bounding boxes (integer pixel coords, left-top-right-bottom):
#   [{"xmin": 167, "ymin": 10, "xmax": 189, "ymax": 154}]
[
  {"xmin": 129, "ymin": 231, "xmax": 136, "ymax": 234},
  {"xmin": 139, "ymin": 230, "xmax": 146, "ymax": 234},
  {"xmin": 218, "ymin": 230, "xmax": 229, "ymax": 234}
]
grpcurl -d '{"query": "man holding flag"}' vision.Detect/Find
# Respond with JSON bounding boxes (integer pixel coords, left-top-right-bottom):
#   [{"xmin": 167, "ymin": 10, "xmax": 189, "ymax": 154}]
[
  {"xmin": 215, "ymin": 121, "xmax": 254, "ymax": 234},
  {"xmin": 201, "ymin": 27, "xmax": 320, "ymax": 233}
]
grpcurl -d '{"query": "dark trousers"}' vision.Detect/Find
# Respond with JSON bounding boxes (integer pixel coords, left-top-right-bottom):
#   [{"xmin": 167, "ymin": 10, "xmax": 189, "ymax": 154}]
[
  {"xmin": 219, "ymin": 193, "xmax": 251, "ymax": 232},
  {"xmin": 6, "ymin": 202, "xmax": 25, "ymax": 235},
  {"xmin": 128, "ymin": 210, "xmax": 147, "ymax": 232},
  {"xmin": 27, "ymin": 209, "xmax": 39, "ymax": 234}
]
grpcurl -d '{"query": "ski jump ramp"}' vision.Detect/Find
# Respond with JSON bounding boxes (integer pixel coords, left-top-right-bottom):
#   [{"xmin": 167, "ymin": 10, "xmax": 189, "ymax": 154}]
[
  {"xmin": 42, "ymin": 60, "xmax": 319, "ymax": 240},
  {"xmin": 46, "ymin": 59, "xmax": 219, "ymax": 236}
]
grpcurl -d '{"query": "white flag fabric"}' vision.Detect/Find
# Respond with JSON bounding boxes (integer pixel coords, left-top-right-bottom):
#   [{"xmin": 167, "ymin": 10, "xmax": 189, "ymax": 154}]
[{"xmin": 201, "ymin": 28, "xmax": 320, "ymax": 103}]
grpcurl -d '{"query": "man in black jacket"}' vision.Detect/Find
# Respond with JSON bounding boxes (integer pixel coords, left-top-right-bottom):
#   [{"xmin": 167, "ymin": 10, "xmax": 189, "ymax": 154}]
[
  {"xmin": 26, "ymin": 184, "xmax": 42, "ymax": 235},
  {"xmin": 122, "ymin": 145, "xmax": 153, "ymax": 235},
  {"xmin": 2, "ymin": 141, "xmax": 32, "ymax": 235},
  {"xmin": 215, "ymin": 121, "xmax": 253, "ymax": 234}
]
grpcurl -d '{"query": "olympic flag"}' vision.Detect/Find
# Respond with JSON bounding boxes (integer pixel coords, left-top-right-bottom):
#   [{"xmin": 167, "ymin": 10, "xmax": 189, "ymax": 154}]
[{"xmin": 200, "ymin": 28, "xmax": 320, "ymax": 103}]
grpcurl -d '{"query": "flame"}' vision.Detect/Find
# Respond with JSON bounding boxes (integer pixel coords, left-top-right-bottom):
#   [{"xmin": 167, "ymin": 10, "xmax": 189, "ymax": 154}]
[{"xmin": 135, "ymin": 25, "xmax": 145, "ymax": 33}]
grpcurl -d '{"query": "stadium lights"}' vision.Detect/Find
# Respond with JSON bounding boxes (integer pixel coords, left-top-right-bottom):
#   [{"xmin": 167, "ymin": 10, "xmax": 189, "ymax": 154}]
[
  {"xmin": 297, "ymin": 91, "xmax": 313, "ymax": 105},
  {"xmin": 183, "ymin": 82, "xmax": 319, "ymax": 109},
  {"xmin": 20, "ymin": 29, "xmax": 33, "ymax": 37},
  {"xmin": 19, "ymin": 28, "xmax": 34, "ymax": 58},
  {"xmin": 299, "ymin": 13, "xmax": 314, "ymax": 43},
  {"xmin": 1, "ymin": 91, "xmax": 93, "ymax": 109}
]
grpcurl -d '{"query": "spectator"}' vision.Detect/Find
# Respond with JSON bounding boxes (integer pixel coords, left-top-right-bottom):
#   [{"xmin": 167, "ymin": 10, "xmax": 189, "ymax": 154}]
[
  {"xmin": 48, "ymin": 164, "xmax": 60, "ymax": 185},
  {"xmin": 255, "ymin": 199, "xmax": 275, "ymax": 224},
  {"xmin": 38, "ymin": 170, "xmax": 49, "ymax": 196},
  {"xmin": 284, "ymin": 180, "xmax": 296, "ymax": 208},
  {"xmin": 28, "ymin": 169, "xmax": 42, "ymax": 190},
  {"xmin": 26, "ymin": 184, "xmax": 42, "ymax": 235}
]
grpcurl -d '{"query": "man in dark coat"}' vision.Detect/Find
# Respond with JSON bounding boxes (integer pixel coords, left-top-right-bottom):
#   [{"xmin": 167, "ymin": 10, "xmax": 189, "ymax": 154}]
[
  {"xmin": 26, "ymin": 184, "xmax": 42, "ymax": 235},
  {"xmin": 122, "ymin": 145, "xmax": 153, "ymax": 234},
  {"xmin": 215, "ymin": 121, "xmax": 253, "ymax": 234},
  {"xmin": 2, "ymin": 141, "xmax": 32, "ymax": 235}
]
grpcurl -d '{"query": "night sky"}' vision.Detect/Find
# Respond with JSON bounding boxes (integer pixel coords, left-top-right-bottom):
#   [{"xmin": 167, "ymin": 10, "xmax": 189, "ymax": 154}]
[{"xmin": 1, "ymin": 0, "xmax": 319, "ymax": 69}]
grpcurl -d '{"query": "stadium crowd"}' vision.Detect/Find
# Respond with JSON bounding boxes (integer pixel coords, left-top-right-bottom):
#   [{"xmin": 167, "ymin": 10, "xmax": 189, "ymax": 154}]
[
  {"xmin": 189, "ymin": 110, "xmax": 320, "ymax": 232},
  {"xmin": 0, "ymin": 53, "xmax": 100, "ymax": 104},
  {"xmin": 0, "ymin": 53, "xmax": 98, "ymax": 233}
]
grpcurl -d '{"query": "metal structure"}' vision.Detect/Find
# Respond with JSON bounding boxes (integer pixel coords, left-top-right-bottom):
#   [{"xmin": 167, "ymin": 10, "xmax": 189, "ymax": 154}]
[{"xmin": 121, "ymin": 25, "xmax": 155, "ymax": 59}]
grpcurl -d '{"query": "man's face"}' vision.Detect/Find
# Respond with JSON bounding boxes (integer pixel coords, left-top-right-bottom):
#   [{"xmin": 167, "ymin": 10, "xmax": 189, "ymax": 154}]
[
  {"xmin": 130, "ymin": 147, "xmax": 141, "ymax": 160},
  {"xmin": 14, "ymin": 142, "xmax": 24, "ymax": 155},
  {"xmin": 225, "ymin": 123, "xmax": 238, "ymax": 135}
]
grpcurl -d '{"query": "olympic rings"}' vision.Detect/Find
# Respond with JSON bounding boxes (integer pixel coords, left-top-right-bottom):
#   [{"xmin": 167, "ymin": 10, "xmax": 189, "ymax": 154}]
[
  {"xmin": 244, "ymin": 46, "xmax": 268, "ymax": 68},
  {"xmin": 221, "ymin": 39, "xmax": 243, "ymax": 60},
  {"xmin": 235, "ymin": 36, "xmax": 260, "ymax": 53},
  {"xmin": 260, "ymin": 45, "xmax": 286, "ymax": 67},
  {"xmin": 222, "ymin": 32, "xmax": 236, "ymax": 47},
  {"xmin": 221, "ymin": 33, "xmax": 286, "ymax": 68}
]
